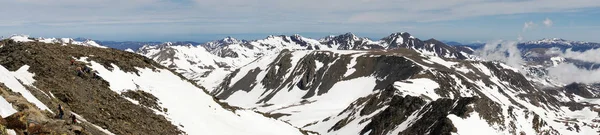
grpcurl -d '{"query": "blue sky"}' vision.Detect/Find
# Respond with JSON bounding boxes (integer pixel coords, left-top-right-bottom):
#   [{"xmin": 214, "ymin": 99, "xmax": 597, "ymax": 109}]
[{"xmin": 1, "ymin": 0, "xmax": 600, "ymax": 43}]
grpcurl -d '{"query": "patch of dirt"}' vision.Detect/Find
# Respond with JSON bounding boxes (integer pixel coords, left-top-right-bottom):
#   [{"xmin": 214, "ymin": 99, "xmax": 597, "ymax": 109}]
[{"xmin": 121, "ymin": 90, "xmax": 165, "ymax": 112}]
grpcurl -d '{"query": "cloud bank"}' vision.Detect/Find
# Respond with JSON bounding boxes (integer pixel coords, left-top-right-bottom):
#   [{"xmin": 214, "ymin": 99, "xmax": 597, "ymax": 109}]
[
  {"xmin": 548, "ymin": 63, "xmax": 600, "ymax": 84},
  {"xmin": 547, "ymin": 47, "xmax": 600, "ymax": 63},
  {"xmin": 475, "ymin": 40, "xmax": 523, "ymax": 70},
  {"xmin": 2, "ymin": 0, "xmax": 599, "ymax": 28},
  {"xmin": 476, "ymin": 40, "xmax": 600, "ymax": 84},
  {"xmin": 544, "ymin": 47, "xmax": 600, "ymax": 84}
]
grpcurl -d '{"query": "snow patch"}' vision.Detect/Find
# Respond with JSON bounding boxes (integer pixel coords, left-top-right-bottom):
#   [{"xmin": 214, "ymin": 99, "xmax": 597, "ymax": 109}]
[
  {"xmin": 86, "ymin": 60, "xmax": 302, "ymax": 135},
  {"xmin": 0, "ymin": 96, "xmax": 17, "ymax": 118},
  {"xmin": 344, "ymin": 54, "xmax": 359, "ymax": 77},
  {"xmin": 550, "ymin": 56, "xmax": 565, "ymax": 67},
  {"xmin": 7, "ymin": 129, "xmax": 17, "ymax": 135},
  {"xmin": 426, "ymin": 56, "xmax": 458, "ymax": 68},
  {"xmin": 0, "ymin": 65, "xmax": 50, "ymax": 111},
  {"xmin": 274, "ymin": 77, "xmax": 378, "ymax": 126},
  {"xmin": 8, "ymin": 35, "xmax": 33, "ymax": 42},
  {"xmin": 315, "ymin": 60, "xmax": 324, "ymax": 70},
  {"xmin": 11, "ymin": 65, "xmax": 36, "ymax": 85},
  {"xmin": 448, "ymin": 112, "xmax": 499, "ymax": 135},
  {"xmin": 394, "ymin": 78, "xmax": 441, "ymax": 100}
]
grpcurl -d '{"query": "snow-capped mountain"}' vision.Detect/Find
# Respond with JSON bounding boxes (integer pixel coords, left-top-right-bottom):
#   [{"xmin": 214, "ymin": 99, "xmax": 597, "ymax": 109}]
[
  {"xmin": 5, "ymin": 35, "xmax": 107, "ymax": 48},
  {"xmin": 380, "ymin": 32, "xmax": 468, "ymax": 59},
  {"xmin": 319, "ymin": 32, "xmax": 379, "ymax": 50},
  {"xmin": 204, "ymin": 36, "xmax": 244, "ymax": 51},
  {"xmin": 136, "ymin": 32, "xmax": 473, "ymax": 91},
  {"xmin": 3, "ymin": 32, "xmax": 600, "ymax": 134},
  {"xmin": 519, "ymin": 38, "xmax": 600, "ymax": 51},
  {"xmin": 136, "ymin": 34, "xmax": 329, "ymax": 90},
  {"xmin": 133, "ymin": 32, "xmax": 600, "ymax": 134},
  {"xmin": 444, "ymin": 38, "xmax": 600, "ymax": 53},
  {"xmin": 0, "ymin": 40, "xmax": 305, "ymax": 135},
  {"xmin": 524, "ymin": 38, "xmax": 595, "ymax": 46}
]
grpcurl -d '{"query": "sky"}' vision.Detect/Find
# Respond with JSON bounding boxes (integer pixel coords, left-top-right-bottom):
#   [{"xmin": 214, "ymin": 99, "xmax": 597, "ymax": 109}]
[{"xmin": 1, "ymin": 0, "xmax": 600, "ymax": 43}]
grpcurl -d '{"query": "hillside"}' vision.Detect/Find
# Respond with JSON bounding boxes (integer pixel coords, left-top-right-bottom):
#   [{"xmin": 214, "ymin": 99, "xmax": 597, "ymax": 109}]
[
  {"xmin": 212, "ymin": 48, "xmax": 600, "ymax": 134},
  {"xmin": 0, "ymin": 39, "xmax": 305, "ymax": 135}
]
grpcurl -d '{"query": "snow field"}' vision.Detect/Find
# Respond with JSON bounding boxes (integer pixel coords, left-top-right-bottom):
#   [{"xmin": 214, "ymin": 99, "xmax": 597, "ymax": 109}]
[{"xmin": 84, "ymin": 58, "xmax": 302, "ymax": 135}]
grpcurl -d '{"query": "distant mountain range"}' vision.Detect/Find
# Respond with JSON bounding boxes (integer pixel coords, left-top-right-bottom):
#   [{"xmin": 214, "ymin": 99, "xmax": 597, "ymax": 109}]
[
  {"xmin": 444, "ymin": 38, "xmax": 600, "ymax": 51},
  {"xmin": 519, "ymin": 38, "xmax": 600, "ymax": 51}
]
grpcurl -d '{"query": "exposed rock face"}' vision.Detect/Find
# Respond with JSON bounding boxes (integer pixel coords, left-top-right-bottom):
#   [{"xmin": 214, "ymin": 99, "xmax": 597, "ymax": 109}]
[
  {"xmin": 360, "ymin": 95, "xmax": 477, "ymax": 135},
  {"xmin": 214, "ymin": 50, "xmax": 422, "ymax": 103},
  {"xmin": 564, "ymin": 83, "xmax": 598, "ymax": 98}
]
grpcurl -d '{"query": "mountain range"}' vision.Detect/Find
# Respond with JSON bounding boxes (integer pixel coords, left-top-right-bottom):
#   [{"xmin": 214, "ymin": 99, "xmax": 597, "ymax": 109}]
[
  {"xmin": 444, "ymin": 38, "xmax": 600, "ymax": 51},
  {"xmin": 132, "ymin": 32, "xmax": 600, "ymax": 134},
  {"xmin": 0, "ymin": 32, "xmax": 599, "ymax": 134}
]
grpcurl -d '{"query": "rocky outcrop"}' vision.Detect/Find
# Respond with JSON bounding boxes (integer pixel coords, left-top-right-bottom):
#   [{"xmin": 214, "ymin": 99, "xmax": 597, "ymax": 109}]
[
  {"xmin": 0, "ymin": 41, "xmax": 182, "ymax": 134},
  {"xmin": 564, "ymin": 83, "xmax": 598, "ymax": 98}
]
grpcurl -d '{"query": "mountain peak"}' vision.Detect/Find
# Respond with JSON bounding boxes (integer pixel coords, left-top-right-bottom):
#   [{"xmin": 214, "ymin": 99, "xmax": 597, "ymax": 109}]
[
  {"xmin": 426, "ymin": 38, "xmax": 439, "ymax": 42},
  {"xmin": 164, "ymin": 42, "xmax": 174, "ymax": 46},
  {"xmin": 337, "ymin": 32, "xmax": 359, "ymax": 41},
  {"xmin": 221, "ymin": 36, "xmax": 240, "ymax": 43},
  {"xmin": 389, "ymin": 32, "xmax": 410, "ymax": 36},
  {"xmin": 266, "ymin": 35, "xmax": 277, "ymax": 39},
  {"xmin": 292, "ymin": 34, "xmax": 303, "ymax": 38},
  {"xmin": 342, "ymin": 32, "xmax": 355, "ymax": 36}
]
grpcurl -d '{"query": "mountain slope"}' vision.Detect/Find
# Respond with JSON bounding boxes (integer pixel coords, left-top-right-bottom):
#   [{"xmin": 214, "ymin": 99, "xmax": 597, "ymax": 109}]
[
  {"xmin": 0, "ymin": 39, "xmax": 304, "ymax": 135},
  {"xmin": 212, "ymin": 48, "xmax": 599, "ymax": 134}
]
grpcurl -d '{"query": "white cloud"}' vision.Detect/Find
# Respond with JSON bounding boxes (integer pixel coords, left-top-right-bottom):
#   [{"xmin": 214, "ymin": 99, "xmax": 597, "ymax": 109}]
[
  {"xmin": 523, "ymin": 21, "xmax": 536, "ymax": 32},
  {"xmin": 544, "ymin": 47, "xmax": 600, "ymax": 84},
  {"xmin": 521, "ymin": 18, "xmax": 552, "ymax": 34},
  {"xmin": 475, "ymin": 40, "xmax": 523, "ymax": 70},
  {"xmin": 475, "ymin": 42, "xmax": 600, "ymax": 84},
  {"xmin": 543, "ymin": 18, "xmax": 554, "ymax": 27},
  {"xmin": 548, "ymin": 63, "xmax": 600, "ymax": 84}
]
